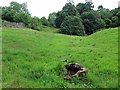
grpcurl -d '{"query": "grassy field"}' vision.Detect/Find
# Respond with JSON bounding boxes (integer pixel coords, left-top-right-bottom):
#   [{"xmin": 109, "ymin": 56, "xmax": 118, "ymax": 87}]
[
  {"xmin": 0, "ymin": 27, "xmax": 2, "ymax": 89},
  {"xmin": 2, "ymin": 27, "xmax": 118, "ymax": 88}
]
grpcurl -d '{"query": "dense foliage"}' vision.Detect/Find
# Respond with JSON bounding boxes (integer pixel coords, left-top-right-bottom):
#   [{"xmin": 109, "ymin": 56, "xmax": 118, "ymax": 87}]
[
  {"xmin": 48, "ymin": 12, "xmax": 56, "ymax": 27},
  {"xmin": 1, "ymin": 1, "xmax": 120, "ymax": 35},
  {"xmin": 2, "ymin": 1, "xmax": 49, "ymax": 30},
  {"xmin": 54, "ymin": 2, "xmax": 120, "ymax": 35},
  {"xmin": 55, "ymin": 3, "xmax": 83, "ymax": 35},
  {"xmin": 40, "ymin": 17, "xmax": 49, "ymax": 26},
  {"xmin": 76, "ymin": 2, "xmax": 94, "ymax": 15},
  {"xmin": 81, "ymin": 11, "xmax": 103, "ymax": 35},
  {"xmin": 61, "ymin": 16, "xmax": 85, "ymax": 36},
  {"xmin": 2, "ymin": 2, "xmax": 30, "ymax": 22}
]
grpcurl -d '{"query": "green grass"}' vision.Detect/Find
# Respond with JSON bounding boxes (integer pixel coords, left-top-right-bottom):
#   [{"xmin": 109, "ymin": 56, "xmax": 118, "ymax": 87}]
[
  {"xmin": 0, "ymin": 28, "xmax": 2, "ymax": 89},
  {"xmin": 2, "ymin": 27, "xmax": 118, "ymax": 88}
]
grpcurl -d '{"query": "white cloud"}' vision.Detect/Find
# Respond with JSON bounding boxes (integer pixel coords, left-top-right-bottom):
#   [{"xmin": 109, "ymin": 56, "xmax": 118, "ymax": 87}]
[{"xmin": 0, "ymin": 0, "xmax": 119, "ymax": 19}]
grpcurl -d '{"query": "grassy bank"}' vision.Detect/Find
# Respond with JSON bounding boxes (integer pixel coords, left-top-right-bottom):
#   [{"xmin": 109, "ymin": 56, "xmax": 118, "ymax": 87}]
[{"xmin": 2, "ymin": 27, "xmax": 118, "ymax": 88}]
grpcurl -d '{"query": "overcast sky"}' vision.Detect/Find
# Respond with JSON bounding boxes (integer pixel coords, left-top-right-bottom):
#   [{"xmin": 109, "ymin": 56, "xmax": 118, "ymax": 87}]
[{"xmin": 0, "ymin": 0, "xmax": 119, "ymax": 18}]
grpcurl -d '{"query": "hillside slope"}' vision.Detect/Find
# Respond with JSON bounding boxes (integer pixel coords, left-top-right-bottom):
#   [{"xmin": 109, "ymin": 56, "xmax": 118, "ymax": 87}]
[{"xmin": 2, "ymin": 27, "xmax": 118, "ymax": 88}]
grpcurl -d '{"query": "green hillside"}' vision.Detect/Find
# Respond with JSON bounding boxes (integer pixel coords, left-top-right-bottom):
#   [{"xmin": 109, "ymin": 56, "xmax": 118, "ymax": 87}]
[{"xmin": 2, "ymin": 27, "xmax": 118, "ymax": 88}]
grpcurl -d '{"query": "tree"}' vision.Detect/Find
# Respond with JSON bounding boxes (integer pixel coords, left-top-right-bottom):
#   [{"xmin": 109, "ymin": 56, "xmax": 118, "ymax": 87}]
[
  {"xmin": 9, "ymin": 2, "xmax": 22, "ymax": 12},
  {"xmin": 55, "ymin": 11, "xmax": 66, "ymax": 28},
  {"xmin": 85, "ymin": 1, "xmax": 94, "ymax": 10},
  {"xmin": 21, "ymin": 2, "xmax": 30, "ymax": 15},
  {"xmin": 0, "ymin": 7, "xmax": 2, "ymax": 19},
  {"xmin": 97, "ymin": 8, "xmax": 112, "ymax": 20},
  {"xmin": 55, "ymin": 3, "xmax": 79, "ymax": 28},
  {"xmin": 13, "ymin": 12, "xmax": 30, "ymax": 25},
  {"xmin": 104, "ymin": 18, "xmax": 112, "ymax": 28},
  {"xmin": 111, "ymin": 16, "xmax": 118, "ymax": 27},
  {"xmin": 111, "ymin": 8, "xmax": 120, "ymax": 27},
  {"xmin": 48, "ymin": 12, "xmax": 56, "ymax": 27},
  {"xmin": 2, "ymin": 1, "xmax": 30, "ymax": 23},
  {"xmin": 9, "ymin": 1, "xmax": 30, "ymax": 15},
  {"xmin": 40, "ymin": 17, "xmax": 49, "ymax": 26},
  {"xmin": 28, "ymin": 16, "xmax": 41, "ymax": 30},
  {"xmin": 117, "ymin": 10, "xmax": 120, "ymax": 26},
  {"xmin": 2, "ymin": 7, "xmax": 15, "ymax": 22},
  {"xmin": 98, "ymin": 5, "xmax": 103, "ymax": 11},
  {"xmin": 81, "ymin": 11, "xmax": 103, "ymax": 35},
  {"xmin": 62, "ymin": 3, "xmax": 79, "ymax": 16},
  {"xmin": 76, "ymin": 3, "xmax": 93, "ymax": 15},
  {"xmin": 60, "ymin": 16, "xmax": 85, "ymax": 36}
]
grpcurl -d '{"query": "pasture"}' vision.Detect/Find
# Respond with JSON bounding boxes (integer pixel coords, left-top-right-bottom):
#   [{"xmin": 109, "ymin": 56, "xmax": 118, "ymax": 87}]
[{"xmin": 2, "ymin": 27, "xmax": 118, "ymax": 88}]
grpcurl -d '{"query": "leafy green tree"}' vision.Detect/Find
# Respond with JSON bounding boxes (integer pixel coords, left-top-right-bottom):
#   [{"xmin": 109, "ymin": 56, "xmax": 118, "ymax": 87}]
[
  {"xmin": 21, "ymin": 2, "xmax": 30, "ymax": 15},
  {"xmin": 9, "ymin": 2, "xmax": 22, "ymax": 12},
  {"xmin": 111, "ymin": 8, "xmax": 120, "ymax": 27},
  {"xmin": 0, "ymin": 7, "xmax": 2, "ymax": 19},
  {"xmin": 41, "ymin": 17, "xmax": 49, "ymax": 26},
  {"xmin": 55, "ymin": 3, "xmax": 79, "ymax": 28},
  {"xmin": 48, "ymin": 12, "xmax": 56, "ymax": 27},
  {"xmin": 81, "ymin": 11, "xmax": 103, "ymax": 35},
  {"xmin": 2, "ymin": 7, "xmax": 15, "ymax": 22},
  {"xmin": 117, "ymin": 10, "xmax": 120, "ymax": 26},
  {"xmin": 60, "ymin": 16, "xmax": 85, "ymax": 36},
  {"xmin": 62, "ymin": 3, "xmax": 79, "ymax": 16},
  {"xmin": 76, "ymin": 3, "xmax": 93, "ymax": 15},
  {"xmin": 2, "ymin": 1, "xmax": 30, "ymax": 23},
  {"xmin": 13, "ymin": 12, "xmax": 30, "ymax": 25},
  {"xmin": 55, "ymin": 11, "xmax": 66, "ymax": 28},
  {"xmin": 111, "ymin": 16, "xmax": 119, "ymax": 27},
  {"xmin": 9, "ymin": 1, "xmax": 30, "ymax": 15},
  {"xmin": 97, "ymin": 7, "xmax": 112, "ymax": 20},
  {"xmin": 104, "ymin": 18, "xmax": 112, "ymax": 28},
  {"xmin": 85, "ymin": 1, "xmax": 94, "ymax": 10},
  {"xmin": 28, "ymin": 16, "xmax": 41, "ymax": 30},
  {"xmin": 98, "ymin": 5, "xmax": 103, "ymax": 11}
]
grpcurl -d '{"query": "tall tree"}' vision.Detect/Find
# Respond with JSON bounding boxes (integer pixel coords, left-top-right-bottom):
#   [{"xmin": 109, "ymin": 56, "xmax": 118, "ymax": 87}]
[
  {"xmin": 55, "ymin": 11, "xmax": 65, "ymax": 28},
  {"xmin": 9, "ymin": 2, "xmax": 30, "ymax": 15},
  {"xmin": 28, "ymin": 16, "xmax": 41, "ymax": 30},
  {"xmin": 62, "ymin": 3, "xmax": 79, "ymax": 16},
  {"xmin": 81, "ymin": 11, "xmax": 103, "ymax": 35},
  {"xmin": 48, "ymin": 12, "xmax": 56, "ymax": 27},
  {"xmin": 55, "ymin": 3, "xmax": 79, "ymax": 28},
  {"xmin": 2, "ymin": 7, "xmax": 15, "ymax": 22},
  {"xmin": 41, "ymin": 17, "xmax": 49, "ymax": 26},
  {"xmin": 2, "ymin": 1, "xmax": 30, "ymax": 22},
  {"xmin": 98, "ymin": 5, "xmax": 103, "ymax": 11},
  {"xmin": 61, "ymin": 16, "xmax": 85, "ymax": 36},
  {"xmin": 76, "ymin": 3, "xmax": 92, "ymax": 15},
  {"xmin": 85, "ymin": 1, "xmax": 94, "ymax": 10}
]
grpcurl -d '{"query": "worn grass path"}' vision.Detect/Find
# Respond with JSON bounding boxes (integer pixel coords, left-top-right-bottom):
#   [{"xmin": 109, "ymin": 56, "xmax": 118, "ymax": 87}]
[{"xmin": 2, "ymin": 27, "xmax": 118, "ymax": 88}]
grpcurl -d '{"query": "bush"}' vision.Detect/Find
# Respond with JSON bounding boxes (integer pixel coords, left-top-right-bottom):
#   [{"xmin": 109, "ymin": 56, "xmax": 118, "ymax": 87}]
[{"xmin": 60, "ymin": 16, "xmax": 85, "ymax": 36}]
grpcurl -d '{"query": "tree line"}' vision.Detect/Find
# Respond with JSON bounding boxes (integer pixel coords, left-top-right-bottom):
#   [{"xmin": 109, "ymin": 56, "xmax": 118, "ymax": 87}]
[
  {"xmin": 1, "ymin": 1, "xmax": 120, "ymax": 35},
  {"xmin": 53, "ymin": 2, "xmax": 120, "ymax": 35},
  {"xmin": 1, "ymin": 2, "xmax": 49, "ymax": 30}
]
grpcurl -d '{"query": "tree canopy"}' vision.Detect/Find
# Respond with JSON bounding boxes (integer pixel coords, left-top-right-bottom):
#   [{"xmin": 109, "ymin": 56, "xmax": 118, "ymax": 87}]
[
  {"xmin": 61, "ymin": 16, "xmax": 85, "ymax": 36},
  {"xmin": 1, "ymin": 1, "xmax": 119, "ymax": 35}
]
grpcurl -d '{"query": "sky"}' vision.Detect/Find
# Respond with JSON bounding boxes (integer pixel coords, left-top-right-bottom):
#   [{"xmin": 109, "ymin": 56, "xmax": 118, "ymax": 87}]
[{"xmin": 0, "ymin": 0, "xmax": 119, "ymax": 19}]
